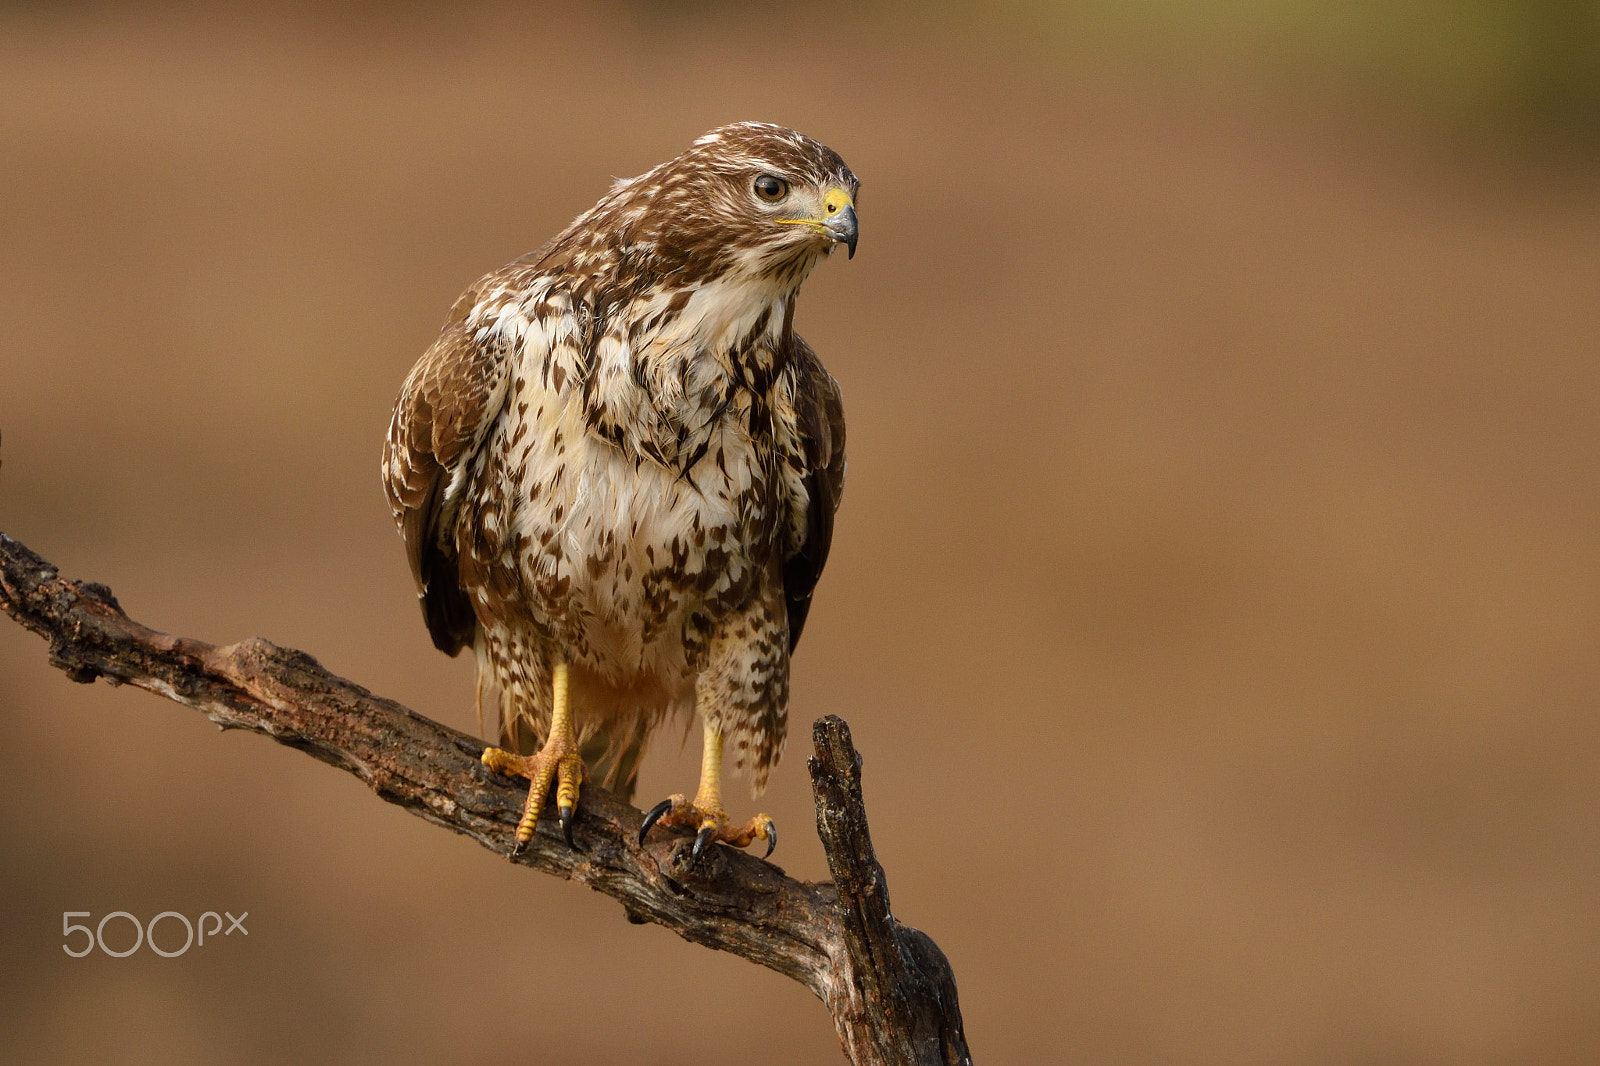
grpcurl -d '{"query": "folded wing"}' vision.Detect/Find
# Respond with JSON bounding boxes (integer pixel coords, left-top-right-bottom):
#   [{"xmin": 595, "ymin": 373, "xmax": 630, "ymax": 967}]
[
  {"xmin": 782, "ymin": 332, "xmax": 848, "ymax": 653},
  {"xmin": 381, "ymin": 285, "xmax": 514, "ymax": 655}
]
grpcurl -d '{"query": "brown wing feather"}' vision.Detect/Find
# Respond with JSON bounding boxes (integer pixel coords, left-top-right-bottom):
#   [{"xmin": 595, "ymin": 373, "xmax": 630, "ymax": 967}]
[
  {"xmin": 382, "ymin": 280, "xmax": 514, "ymax": 655},
  {"xmin": 783, "ymin": 332, "xmax": 847, "ymax": 652}
]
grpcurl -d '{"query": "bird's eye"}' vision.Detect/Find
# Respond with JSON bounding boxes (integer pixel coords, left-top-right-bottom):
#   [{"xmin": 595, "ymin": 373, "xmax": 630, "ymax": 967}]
[{"xmin": 753, "ymin": 175, "xmax": 789, "ymax": 203}]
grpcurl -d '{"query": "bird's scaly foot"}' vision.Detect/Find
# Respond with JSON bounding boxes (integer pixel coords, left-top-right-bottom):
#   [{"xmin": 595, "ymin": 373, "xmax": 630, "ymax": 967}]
[
  {"xmin": 639, "ymin": 717, "xmax": 776, "ymax": 861},
  {"xmin": 480, "ymin": 662, "xmax": 584, "ymax": 852},
  {"xmin": 482, "ymin": 738, "xmax": 585, "ymax": 851},
  {"xmin": 639, "ymin": 794, "xmax": 776, "ymax": 861}
]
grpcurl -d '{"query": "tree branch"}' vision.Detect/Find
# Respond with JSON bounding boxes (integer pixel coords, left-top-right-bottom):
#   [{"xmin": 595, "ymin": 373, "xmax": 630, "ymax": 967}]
[{"xmin": 0, "ymin": 531, "xmax": 969, "ymax": 1065}]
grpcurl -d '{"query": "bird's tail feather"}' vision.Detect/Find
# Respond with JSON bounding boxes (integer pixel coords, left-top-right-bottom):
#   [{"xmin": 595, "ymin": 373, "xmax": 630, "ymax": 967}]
[{"xmin": 580, "ymin": 718, "xmax": 649, "ymax": 803}]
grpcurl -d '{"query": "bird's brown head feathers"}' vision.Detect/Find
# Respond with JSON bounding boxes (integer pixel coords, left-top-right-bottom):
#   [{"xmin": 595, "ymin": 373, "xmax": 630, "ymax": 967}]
[{"xmin": 537, "ymin": 123, "xmax": 859, "ymax": 294}]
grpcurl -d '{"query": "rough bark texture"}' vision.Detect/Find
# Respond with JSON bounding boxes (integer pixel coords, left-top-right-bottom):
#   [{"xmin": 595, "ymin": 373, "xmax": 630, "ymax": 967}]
[
  {"xmin": 0, "ymin": 531, "xmax": 971, "ymax": 1065},
  {"xmin": 811, "ymin": 717, "xmax": 972, "ymax": 1065}
]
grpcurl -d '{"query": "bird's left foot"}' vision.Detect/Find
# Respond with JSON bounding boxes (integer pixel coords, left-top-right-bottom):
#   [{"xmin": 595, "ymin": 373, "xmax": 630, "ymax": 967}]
[{"xmin": 638, "ymin": 794, "xmax": 776, "ymax": 861}]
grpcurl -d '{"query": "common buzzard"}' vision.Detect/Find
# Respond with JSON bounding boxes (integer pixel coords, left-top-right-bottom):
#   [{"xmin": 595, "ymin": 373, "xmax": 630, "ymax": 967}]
[{"xmin": 382, "ymin": 123, "xmax": 854, "ymax": 858}]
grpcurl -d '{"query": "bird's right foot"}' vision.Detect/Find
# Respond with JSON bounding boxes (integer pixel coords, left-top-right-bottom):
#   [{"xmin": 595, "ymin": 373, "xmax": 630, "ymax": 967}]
[
  {"xmin": 481, "ymin": 663, "xmax": 585, "ymax": 853},
  {"xmin": 482, "ymin": 731, "xmax": 586, "ymax": 852}
]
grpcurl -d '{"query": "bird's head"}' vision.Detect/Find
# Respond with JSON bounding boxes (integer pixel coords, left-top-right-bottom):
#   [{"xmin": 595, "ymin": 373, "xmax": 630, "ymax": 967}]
[
  {"xmin": 599, "ymin": 123, "xmax": 859, "ymax": 290},
  {"xmin": 684, "ymin": 122, "xmax": 859, "ymax": 263}
]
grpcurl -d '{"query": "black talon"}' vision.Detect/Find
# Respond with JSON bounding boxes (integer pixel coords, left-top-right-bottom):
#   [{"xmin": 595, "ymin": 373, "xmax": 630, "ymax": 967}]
[
  {"xmin": 692, "ymin": 825, "xmax": 716, "ymax": 863},
  {"xmin": 559, "ymin": 805, "xmax": 575, "ymax": 849},
  {"xmin": 764, "ymin": 823, "xmax": 777, "ymax": 859},
  {"xmin": 639, "ymin": 799, "xmax": 673, "ymax": 845}
]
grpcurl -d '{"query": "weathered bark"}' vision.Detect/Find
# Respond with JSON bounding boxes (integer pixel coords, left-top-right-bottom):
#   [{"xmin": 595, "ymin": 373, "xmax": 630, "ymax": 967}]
[
  {"xmin": 811, "ymin": 717, "xmax": 972, "ymax": 1065},
  {"xmin": 0, "ymin": 532, "xmax": 970, "ymax": 1065}
]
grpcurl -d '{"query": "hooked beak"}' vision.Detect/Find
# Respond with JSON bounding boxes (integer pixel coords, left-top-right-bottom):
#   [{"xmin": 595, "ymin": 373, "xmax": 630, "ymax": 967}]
[
  {"xmin": 826, "ymin": 203, "xmax": 859, "ymax": 259},
  {"xmin": 781, "ymin": 186, "xmax": 859, "ymax": 259},
  {"xmin": 821, "ymin": 186, "xmax": 858, "ymax": 259}
]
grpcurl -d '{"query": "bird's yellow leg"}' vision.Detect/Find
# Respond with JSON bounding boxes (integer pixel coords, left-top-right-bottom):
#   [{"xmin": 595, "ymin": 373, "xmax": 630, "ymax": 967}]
[
  {"xmin": 638, "ymin": 718, "xmax": 776, "ymax": 860},
  {"xmin": 481, "ymin": 661, "xmax": 586, "ymax": 852}
]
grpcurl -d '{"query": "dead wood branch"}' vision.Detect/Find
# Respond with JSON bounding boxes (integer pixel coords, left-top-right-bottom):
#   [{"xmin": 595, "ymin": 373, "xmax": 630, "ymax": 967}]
[{"xmin": 0, "ymin": 532, "xmax": 970, "ymax": 1065}]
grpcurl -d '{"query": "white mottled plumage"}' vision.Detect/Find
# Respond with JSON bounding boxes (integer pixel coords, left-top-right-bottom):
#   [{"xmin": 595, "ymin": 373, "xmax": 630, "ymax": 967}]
[{"xmin": 383, "ymin": 123, "xmax": 852, "ymax": 805}]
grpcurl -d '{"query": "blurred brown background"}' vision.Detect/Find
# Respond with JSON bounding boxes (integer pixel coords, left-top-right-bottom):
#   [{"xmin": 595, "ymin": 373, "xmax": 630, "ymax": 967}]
[{"xmin": 3, "ymin": 2, "xmax": 1599, "ymax": 1063}]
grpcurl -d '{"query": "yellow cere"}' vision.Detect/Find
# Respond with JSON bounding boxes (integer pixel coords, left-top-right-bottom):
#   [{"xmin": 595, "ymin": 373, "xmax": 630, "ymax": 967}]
[{"xmin": 777, "ymin": 186, "xmax": 854, "ymax": 229}]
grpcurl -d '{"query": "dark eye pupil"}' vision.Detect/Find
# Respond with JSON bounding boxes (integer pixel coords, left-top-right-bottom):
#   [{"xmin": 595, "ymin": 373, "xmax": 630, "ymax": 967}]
[{"xmin": 757, "ymin": 177, "xmax": 783, "ymax": 199}]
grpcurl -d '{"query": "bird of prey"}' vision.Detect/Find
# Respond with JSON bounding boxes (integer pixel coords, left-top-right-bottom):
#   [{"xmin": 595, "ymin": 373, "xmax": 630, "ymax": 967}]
[{"xmin": 382, "ymin": 123, "xmax": 854, "ymax": 859}]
